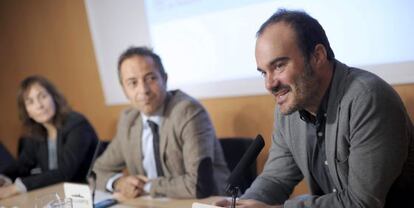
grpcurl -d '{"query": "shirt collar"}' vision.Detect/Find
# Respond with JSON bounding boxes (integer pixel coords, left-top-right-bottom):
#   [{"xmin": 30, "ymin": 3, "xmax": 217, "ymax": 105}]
[
  {"xmin": 299, "ymin": 88, "xmax": 330, "ymax": 124},
  {"xmin": 141, "ymin": 105, "xmax": 164, "ymax": 127}
]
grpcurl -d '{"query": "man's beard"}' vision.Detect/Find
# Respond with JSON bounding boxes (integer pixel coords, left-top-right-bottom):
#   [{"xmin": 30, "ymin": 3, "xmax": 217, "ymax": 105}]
[{"xmin": 278, "ymin": 61, "xmax": 320, "ymax": 115}]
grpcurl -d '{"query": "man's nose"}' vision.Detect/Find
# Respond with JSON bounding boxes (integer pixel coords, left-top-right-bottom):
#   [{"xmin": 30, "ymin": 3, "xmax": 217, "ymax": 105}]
[
  {"xmin": 137, "ymin": 80, "xmax": 150, "ymax": 95},
  {"xmin": 265, "ymin": 72, "xmax": 279, "ymax": 92}
]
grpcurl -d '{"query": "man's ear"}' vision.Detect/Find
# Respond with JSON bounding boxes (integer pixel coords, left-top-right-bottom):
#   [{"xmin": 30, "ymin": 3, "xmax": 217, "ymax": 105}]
[
  {"xmin": 163, "ymin": 73, "xmax": 168, "ymax": 84},
  {"xmin": 312, "ymin": 44, "xmax": 328, "ymax": 67}
]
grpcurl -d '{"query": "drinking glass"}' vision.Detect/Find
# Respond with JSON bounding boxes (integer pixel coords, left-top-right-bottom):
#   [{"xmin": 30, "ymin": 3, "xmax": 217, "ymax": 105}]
[
  {"xmin": 50, "ymin": 197, "xmax": 73, "ymax": 208},
  {"xmin": 35, "ymin": 193, "xmax": 61, "ymax": 208}
]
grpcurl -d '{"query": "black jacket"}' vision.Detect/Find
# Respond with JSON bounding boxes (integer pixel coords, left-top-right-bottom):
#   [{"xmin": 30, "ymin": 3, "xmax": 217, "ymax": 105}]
[{"xmin": 2, "ymin": 112, "xmax": 98, "ymax": 190}]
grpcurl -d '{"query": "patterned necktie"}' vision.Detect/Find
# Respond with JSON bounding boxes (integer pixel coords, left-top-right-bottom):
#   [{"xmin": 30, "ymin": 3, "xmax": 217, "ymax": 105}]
[{"xmin": 147, "ymin": 120, "xmax": 164, "ymax": 177}]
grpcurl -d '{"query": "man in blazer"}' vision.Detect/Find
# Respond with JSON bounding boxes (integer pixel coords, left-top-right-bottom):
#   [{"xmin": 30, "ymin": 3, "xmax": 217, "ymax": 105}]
[
  {"xmin": 93, "ymin": 46, "xmax": 229, "ymax": 199},
  {"xmin": 216, "ymin": 9, "xmax": 413, "ymax": 208}
]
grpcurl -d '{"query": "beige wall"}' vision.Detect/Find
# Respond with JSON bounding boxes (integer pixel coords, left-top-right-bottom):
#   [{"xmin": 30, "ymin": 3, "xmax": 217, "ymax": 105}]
[{"xmin": 1, "ymin": 0, "xmax": 413, "ymax": 196}]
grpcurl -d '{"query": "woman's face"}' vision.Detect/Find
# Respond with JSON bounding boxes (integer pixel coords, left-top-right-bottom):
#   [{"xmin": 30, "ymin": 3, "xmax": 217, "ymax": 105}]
[{"xmin": 24, "ymin": 83, "xmax": 56, "ymax": 125}]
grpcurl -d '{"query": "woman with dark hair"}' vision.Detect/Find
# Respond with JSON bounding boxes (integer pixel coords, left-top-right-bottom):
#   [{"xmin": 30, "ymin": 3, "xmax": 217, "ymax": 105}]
[{"xmin": 0, "ymin": 75, "xmax": 98, "ymax": 199}]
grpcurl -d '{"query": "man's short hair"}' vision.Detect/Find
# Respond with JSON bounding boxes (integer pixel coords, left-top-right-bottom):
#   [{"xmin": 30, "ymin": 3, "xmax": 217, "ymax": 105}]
[
  {"xmin": 117, "ymin": 46, "xmax": 167, "ymax": 83},
  {"xmin": 257, "ymin": 9, "xmax": 335, "ymax": 61}
]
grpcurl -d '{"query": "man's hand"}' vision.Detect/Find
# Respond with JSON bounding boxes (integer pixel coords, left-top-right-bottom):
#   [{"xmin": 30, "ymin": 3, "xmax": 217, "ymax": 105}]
[
  {"xmin": 214, "ymin": 198, "xmax": 282, "ymax": 208},
  {"xmin": 0, "ymin": 184, "xmax": 19, "ymax": 199},
  {"xmin": 113, "ymin": 175, "xmax": 148, "ymax": 199}
]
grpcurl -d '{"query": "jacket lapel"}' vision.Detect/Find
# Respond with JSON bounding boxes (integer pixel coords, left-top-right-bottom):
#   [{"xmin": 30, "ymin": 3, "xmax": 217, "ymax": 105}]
[
  {"xmin": 128, "ymin": 111, "xmax": 145, "ymax": 175},
  {"xmin": 325, "ymin": 60, "xmax": 349, "ymax": 190},
  {"xmin": 159, "ymin": 92, "xmax": 173, "ymax": 174},
  {"xmin": 159, "ymin": 118, "xmax": 169, "ymax": 174},
  {"xmin": 291, "ymin": 114, "xmax": 311, "ymax": 181}
]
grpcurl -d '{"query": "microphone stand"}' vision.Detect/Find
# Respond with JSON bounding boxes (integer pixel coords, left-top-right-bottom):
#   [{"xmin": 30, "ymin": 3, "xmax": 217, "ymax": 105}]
[
  {"xmin": 225, "ymin": 135, "xmax": 265, "ymax": 208},
  {"xmin": 87, "ymin": 171, "xmax": 97, "ymax": 208},
  {"xmin": 226, "ymin": 185, "xmax": 239, "ymax": 208},
  {"xmin": 87, "ymin": 141, "xmax": 101, "ymax": 208}
]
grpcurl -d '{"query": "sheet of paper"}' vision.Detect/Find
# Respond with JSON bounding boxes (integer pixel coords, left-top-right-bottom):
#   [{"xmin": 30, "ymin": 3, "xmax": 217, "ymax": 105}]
[
  {"xmin": 192, "ymin": 202, "xmax": 221, "ymax": 208},
  {"xmin": 94, "ymin": 189, "xmax": 115, "ymax": 203},
  {"xmin": 63, "ymin": 183, "xmax": 93, "ymax": 208}
]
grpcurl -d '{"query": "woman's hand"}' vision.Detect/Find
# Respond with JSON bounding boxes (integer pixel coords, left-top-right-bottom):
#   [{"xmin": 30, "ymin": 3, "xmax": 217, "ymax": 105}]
[
  {"xmin": 0, "ymin": 175, "xmax": 12, "ymax": 187},
  {"xmin": 0, "ymin": 184, "xmax": 20, "ymax": 199}
]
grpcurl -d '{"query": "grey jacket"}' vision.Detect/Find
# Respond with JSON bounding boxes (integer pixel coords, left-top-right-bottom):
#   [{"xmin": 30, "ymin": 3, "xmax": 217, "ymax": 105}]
[
  {"xmin": 93, "ymin": 90, "xmax": 229, "ymax": 198},
  {"xmin": 243, "ymin": 61, "xmax": 414, "ymax": 207}
]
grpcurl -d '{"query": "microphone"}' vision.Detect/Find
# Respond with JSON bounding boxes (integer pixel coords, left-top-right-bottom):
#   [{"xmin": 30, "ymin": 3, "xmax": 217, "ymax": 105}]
[
  {"xmin": 86, "ymin": 140, "xmax": 102, "ymax": 207},
  {"xmin": 87, "ymin": 140, "xmax": 102, "ymax": 179},
  {"xmin": 86, "ymin": 141, "xmax": 119, "ymax": 208},
  {"xmin": 226, "ymin": 134, "xmax": 265, "ymax": 192}
]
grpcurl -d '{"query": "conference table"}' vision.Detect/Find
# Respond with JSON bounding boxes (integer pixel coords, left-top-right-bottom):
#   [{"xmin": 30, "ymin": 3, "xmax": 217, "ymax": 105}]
[{"xmin": 0, "ymin": 183, "xmax": 223, "ymax": 208}]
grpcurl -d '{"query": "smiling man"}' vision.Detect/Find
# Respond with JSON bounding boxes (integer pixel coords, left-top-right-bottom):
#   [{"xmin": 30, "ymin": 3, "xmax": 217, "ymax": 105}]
[
  {"xmin": 216, "ymin": 9, "xmax": 413, "ymax": 208},
  {"xmin": 93, "ymin": 47, "xmax": 229, "ymax": 199}
]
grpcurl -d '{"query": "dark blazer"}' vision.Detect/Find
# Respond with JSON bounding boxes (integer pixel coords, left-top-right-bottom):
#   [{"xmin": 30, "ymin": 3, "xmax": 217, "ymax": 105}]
[{"xmin": 2, "ymin": 112, "xmax": 98, "ymax": 191}]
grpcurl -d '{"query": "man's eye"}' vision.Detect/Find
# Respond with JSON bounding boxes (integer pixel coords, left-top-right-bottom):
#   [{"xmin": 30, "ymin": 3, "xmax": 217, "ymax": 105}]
[
  {"xmin": 145, "ymin": 75, "xmax": 157, "ymax": 82},
  {"xmin": 275, "ymin": 63, "xmax": 285, "ymax": 71},
  {"xmin": 128, "ymin": 80, "xmax": 137, "ymax": 87},
  {"xmin": 260, "ymin": 71, "xmax": 266, "ymax": 77}
]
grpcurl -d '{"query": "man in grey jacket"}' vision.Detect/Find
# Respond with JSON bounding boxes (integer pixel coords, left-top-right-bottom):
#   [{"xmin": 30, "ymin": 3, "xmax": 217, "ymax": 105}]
[{"xmin": 216, "ymin": 9, "xmax": 413, "ymax": 208}]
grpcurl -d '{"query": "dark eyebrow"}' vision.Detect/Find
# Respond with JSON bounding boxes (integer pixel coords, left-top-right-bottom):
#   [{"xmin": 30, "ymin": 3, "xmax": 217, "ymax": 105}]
[
  {"xmin": 144, "ymin": 71, "xmax": 156, "ymax": 77},
  {"xmin": 268, "ymin": 56, "xmax": 289, "ymax": 68},
  {"xmin": 257, "ymin": 56, "xmax": 289, "ymax": 73},
  {"xmin": 124, "ymin": 77, "xmax": 137, "ymax": 83}
]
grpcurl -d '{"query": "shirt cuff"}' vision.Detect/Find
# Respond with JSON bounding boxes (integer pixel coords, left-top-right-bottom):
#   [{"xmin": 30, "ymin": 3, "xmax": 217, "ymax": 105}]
[
  {"xmin": 106, "ymin": 173, "xmax": 123, "ymax": 192},
  {"xmin": 14, "ymin": 177, "xmax": 27, "ymax": 193},
  {"xmin": 143, "ymin": 181, "xmax": 152, "ymax": 193}
]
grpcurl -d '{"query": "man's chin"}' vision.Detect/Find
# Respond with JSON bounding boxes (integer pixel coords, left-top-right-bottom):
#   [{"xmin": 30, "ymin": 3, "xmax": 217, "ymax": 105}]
[
  {"xmin": 141, "ymin": 109, "xmax": 155, "ymax": 116},
  {"xmin": 143, "ymin": 104, "xmax": 161, "ymax": 115},
  {"xmin": 132, "ymin": 105, "xmax": 152, "ymax": 115},
  {"xmin": 279, "ymin": 104, "xmax": 298, "ymax": 115}
]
